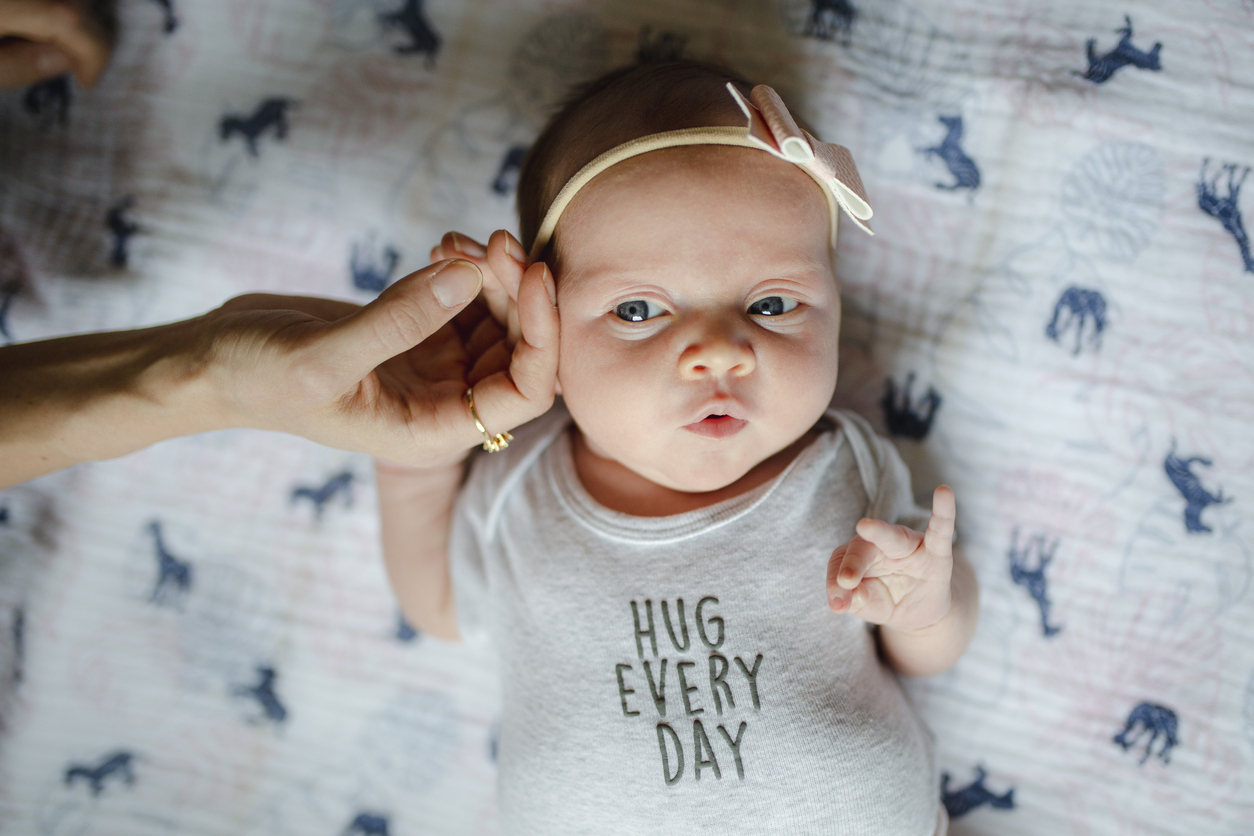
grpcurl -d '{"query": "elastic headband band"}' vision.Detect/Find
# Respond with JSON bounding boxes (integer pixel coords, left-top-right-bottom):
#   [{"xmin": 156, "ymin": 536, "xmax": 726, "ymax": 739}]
[{"xmin": 529, "ymin": 82, "xmax": 875, "ymax": 261}]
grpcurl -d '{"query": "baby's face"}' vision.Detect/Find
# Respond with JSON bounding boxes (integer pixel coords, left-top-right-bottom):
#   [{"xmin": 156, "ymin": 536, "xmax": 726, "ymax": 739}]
[{"xmin": 552, "ymin": 146, "xmax": 841, "ymax": 494}]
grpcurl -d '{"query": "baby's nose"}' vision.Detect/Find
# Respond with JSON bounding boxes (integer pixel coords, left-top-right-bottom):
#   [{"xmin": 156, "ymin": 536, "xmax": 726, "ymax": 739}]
[{"xmin": 678, "ymin": 328, "xmax": 755, "ymax": 380}]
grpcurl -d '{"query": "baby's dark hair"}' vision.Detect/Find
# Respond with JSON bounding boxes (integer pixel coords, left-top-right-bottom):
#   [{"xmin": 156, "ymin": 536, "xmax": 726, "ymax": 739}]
[{"xmin": 516, "ymin": 59, "xmax": 757, "ymax": 257}]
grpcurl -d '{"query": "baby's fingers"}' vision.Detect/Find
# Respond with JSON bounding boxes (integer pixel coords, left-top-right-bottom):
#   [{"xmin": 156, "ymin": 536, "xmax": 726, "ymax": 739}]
[
  {"xmin": 923, "ymin": 485, "xmax": 956, "ymax": 559},
  {"xmin": 854, "ymin": 518, "xmax": 924, "ymax": 561},
  {"xmin": 826, "ymin": 536, "xmax": 879, "ymax": 604},
  {"xmin": 466, "ymin": 262, "xmax": 558, "ymax": 435}
]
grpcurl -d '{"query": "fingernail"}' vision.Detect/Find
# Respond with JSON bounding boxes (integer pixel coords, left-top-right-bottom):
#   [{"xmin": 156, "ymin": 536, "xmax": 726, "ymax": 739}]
[
  {"xmin": 504, "ymin": 233, "xmax": 525, "ymax": 263},
  {"xmin": 432, "ymin": 260, "xmax": 482, "ymax": 307},
  {"xmin": 37, "ymin": 48, "xmax": 71, "ymax": 76},
  {"xmin": 452, "ymin": 232, "xmax": 486, "ymax": 258},
  {"xmin": 541, "ymin": 264, "xmax": 557, "ymax": 308}
]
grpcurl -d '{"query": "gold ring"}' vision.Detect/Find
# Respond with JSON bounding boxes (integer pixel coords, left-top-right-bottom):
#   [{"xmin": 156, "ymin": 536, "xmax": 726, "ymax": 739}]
[{"xmin": 465, "ymin": 387, "xmax": 513, "ymax": 453}]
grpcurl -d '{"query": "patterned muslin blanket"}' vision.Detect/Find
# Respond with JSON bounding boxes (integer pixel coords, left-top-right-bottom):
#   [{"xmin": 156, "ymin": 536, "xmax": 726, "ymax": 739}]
[{"xmin": 1, "ymin": 1, "xmax": 1250, "ymax": 833}]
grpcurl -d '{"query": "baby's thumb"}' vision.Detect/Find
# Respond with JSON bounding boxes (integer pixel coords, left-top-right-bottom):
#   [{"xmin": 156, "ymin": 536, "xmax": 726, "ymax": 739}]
[{"xmin": 324, "ymin": 260, "xmax": 482, "ymax": 380}]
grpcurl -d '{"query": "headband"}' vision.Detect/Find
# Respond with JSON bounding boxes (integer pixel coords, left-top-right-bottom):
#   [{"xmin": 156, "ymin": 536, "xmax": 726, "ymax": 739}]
[{"xmin": 528, "ymin": 82, "xmax": 875, "ymax": 261}]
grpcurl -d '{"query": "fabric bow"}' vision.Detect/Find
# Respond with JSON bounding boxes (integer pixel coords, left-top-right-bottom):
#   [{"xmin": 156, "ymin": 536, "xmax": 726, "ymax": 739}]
[{"xmin": 726, "ymin": 82, "xmax": 874, "ymax": 235}]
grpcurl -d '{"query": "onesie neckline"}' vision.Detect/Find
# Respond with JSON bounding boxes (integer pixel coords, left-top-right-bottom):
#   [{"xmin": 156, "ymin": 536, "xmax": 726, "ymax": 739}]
[{"xmin": 546, "ymin": 419, "xmax": 842, "ymax": 545}]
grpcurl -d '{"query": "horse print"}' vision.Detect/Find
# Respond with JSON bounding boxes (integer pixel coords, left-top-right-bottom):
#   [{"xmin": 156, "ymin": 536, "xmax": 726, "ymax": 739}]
[
  {"xmin": 64, "ymin": 751, "xmax": 137, "ymax": 796},
  {"xmin": 921, "ymin": 116, "xmax": 980, "ymax": 192},
  {"xmin": 219, "ymin": 98, "xmax": 298, "ymax": 157},
  {"xmin": 291, "ymin": 471, "xmax": 354, "ymax": 520},
  {"xmin": 379, "ymin": 0, "xmax": 442, "ymax": 67},
  {"xmin": 233, "ymin": 665, "xmax": 288, "ymax": 724},
  {"xmin": 941, "ymin": 765, "xmax": 1015, "ymax": 818},
  {"xmin": 1077, "ymin": 16, "xmax": 1162, "ymax": 84},
  {"xmin": 1197, "ymin": 159, "xmax": 1253, "ymax": 273},
  {"xmin": 1164, "ymin": 443, "xmax": 1229, "ymax": 534}
]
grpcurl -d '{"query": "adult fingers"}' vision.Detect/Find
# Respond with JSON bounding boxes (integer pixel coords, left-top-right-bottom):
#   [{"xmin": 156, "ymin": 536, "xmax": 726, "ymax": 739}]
[
  {"xmin": 322, "ymin": 259, "xmax": 482, "ymax": 384},
  {"xmin": 467, "ymin": 262, "xmax": 558, "ymax": 435},
  {"xmin": 0, "ymin": 38, "xmax": 70, "ymax": 88},
  {"xmin": 923, "ymin": 485, "xmax": 956, "ymax": 558},
  {"xmin": 855, "ymin": 517, "xmax": 924, "ymax": 561},
  {"xmin": 0, "ymin": 0, "xmax": 112, "ymax": 86}
]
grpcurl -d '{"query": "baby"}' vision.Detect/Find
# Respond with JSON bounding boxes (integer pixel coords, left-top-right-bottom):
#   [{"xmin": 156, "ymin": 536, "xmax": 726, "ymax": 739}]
[{"xmin": 376, "ymin": 60, "xmax": 978, "ymax": 835}]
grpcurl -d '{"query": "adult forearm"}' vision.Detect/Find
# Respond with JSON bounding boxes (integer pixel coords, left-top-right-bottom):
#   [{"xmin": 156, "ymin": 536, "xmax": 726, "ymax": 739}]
[
  {"xmin": 0, "ymin": 318, "xmax": 225, "ymax": 488},
  {"xmin": 880, "ymin": 548, "xmax": 979, "ymax": 678}
]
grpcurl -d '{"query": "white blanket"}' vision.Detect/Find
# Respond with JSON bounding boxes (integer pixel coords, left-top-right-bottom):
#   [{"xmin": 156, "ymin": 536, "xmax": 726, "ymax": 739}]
[{"xmin": 1, "ymin": 1, "xmax": 1250, "ymax": 833}]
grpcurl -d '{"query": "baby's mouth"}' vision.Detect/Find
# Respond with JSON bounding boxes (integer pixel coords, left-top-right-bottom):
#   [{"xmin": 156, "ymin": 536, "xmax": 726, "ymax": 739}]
[{"xmin": 683, "ymin": 414, "xmax": 748, "ymax": 439}]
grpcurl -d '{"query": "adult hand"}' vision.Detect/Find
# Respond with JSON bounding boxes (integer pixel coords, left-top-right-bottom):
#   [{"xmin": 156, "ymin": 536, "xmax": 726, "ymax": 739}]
[
  {"xmin": 0, "ymin": 0, "xmax": 114, "ymax": 89},
  {"xmin": 0, "ymin": 258, "xmax": 560, "ymax": 488},
  {"xmin": 206, "ymin": 258, "xmax": 559, "ymax": 469},
  {"xmin": 430, "ymin": 229, "xmax": 529, "ymax": 344}
]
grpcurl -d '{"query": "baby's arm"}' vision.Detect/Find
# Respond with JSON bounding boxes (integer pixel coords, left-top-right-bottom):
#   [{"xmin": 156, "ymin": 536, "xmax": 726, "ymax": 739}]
[
  {"xmin": 376, "ymin": 460, "xmax": 463, "ymax": 640},
  {"xmin": 826, "ymin": 486, "xmax": 980, "ymax": 677}
]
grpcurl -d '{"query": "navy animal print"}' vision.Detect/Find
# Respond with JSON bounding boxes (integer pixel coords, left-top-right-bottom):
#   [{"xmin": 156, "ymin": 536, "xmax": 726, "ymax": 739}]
[
  {"xmin": 1077, "ymin": 16, "xmax": 1162, "ymax": 84},
  {"xmin": 351, "ymin": 242, "xmax": 400, "ymax": 293},
  {"xmin": 1045, "ymin": 286, "xmax": 1107, "ymax": 355},
  {"xmin": 488, "ymin": 719, "xmax": 500, "ymax": 762},
  {"xmin": 881, "ymin": 372, "xmax": 941, "ymax": 440},
  {"xmin": 219, "ymin": 98, "xmax": 297, "ymax": 157},
  {"xmin": 1113, "ymin": 702, "xmax": 1178, "ymax": 764},
  {"xmin": 23, "ymin": 75, "xmax": 71, "ymax": 125},
  {"xmin": 491, "ymin": 145, "xmax": 529, "ymax": 196},
  {"xmin": 804, "ymin": 0, "xmax": 858, "ymax": 44},
  {"xmin": 379, "ymin": 0, "xmax": 441, "ymax": 66},
  {"xmin": 343, "ymin": 812, "xmax": 390, "ymax": 836},
  {"xmin": 921, "ymin": 116, "xmax": 980, "ymax": 192},
  {"xmin": 1197, "ymin": 159, "xmax": 1253, "ymax": 273},
  {"xmin": 147, "ymin": 521, "xmax": 194, "ymax": 607},
  {"xmin": 0, "ymin": 283, "xmax": 15, "ymax": 341},
  {"xmin": 1164, "ymin": 443, "xmax": 1229, "ymax": 534},
  {"xmin": 635, "ymin": 25, "xmax": 687, "ymax": 63},
  {"xmin": 0, "ymin": 504, "xmax": 8, "ymax": 524},
  {"xmin": 11, "ymin": 605, "xmax": 24, "ymax": 683},
  {"xmin": 106, "ymin": 196, "xmax": 141, "ymax": 268},
  {"xmin": 149, "ymin": 0, "xmax": 178, "ymax": 33},
  {"xmin": 291, "ymin": 471, "xmax": 354, "ymax": 520},
  {"xmin": 941, "ymin": 765, "xmax": 1015, "ymax": 818},
  {"xmin": 64, "ymin": 751, "xmax": 137, "ymax": 796},
  {"xmin": 233, "ymin": 665, "xmax": 288, "ymax": 724},
  {"xmin": 396, "ymin": 614, "xmax": 419, "ymax": 642},
  {"xmin": 1008, "ymin": 528, "xmax": 1062, "ymax": 638}
]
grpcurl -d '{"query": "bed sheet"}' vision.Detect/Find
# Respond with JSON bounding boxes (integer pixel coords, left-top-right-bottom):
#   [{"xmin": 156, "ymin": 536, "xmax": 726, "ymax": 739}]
[{"xmin": 1, "ymin": 0, "xmax": 1251, "ymax": 833}]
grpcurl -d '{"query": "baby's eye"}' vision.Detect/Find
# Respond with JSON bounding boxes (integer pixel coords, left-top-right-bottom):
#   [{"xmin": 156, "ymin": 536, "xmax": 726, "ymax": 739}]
[
  {"xmin": 614, "ymin": 299, "xmax": 665, "ymax": 322},
  {"xmin": 747, "ymin": 296, "xmax": 798, "ymax": 316}
]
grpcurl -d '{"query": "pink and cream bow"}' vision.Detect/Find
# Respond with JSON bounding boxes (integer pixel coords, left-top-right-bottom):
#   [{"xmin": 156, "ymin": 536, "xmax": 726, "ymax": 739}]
[
  {"xmin": 726, "ymin": 83, "xmax": 874, "ymax": 236},
  {"xmin": 528, "ymin": 82, "xmax": 874, "ymax": 260}
]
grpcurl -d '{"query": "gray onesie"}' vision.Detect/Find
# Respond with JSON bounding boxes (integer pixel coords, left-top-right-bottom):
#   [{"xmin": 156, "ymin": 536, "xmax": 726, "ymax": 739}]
[{"xmin": 450, "ymin": 405, "xmax": 944, "ymax": 835}]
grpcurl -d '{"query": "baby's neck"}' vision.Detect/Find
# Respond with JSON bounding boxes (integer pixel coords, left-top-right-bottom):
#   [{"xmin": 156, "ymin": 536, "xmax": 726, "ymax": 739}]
[{"xmin": 570, "ymin": 428, "xmax": 820, "ymax": 517}]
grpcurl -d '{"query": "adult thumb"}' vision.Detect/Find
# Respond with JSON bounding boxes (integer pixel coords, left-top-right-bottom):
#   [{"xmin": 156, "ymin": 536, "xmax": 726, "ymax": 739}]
[{"xmin": 324, "ymin": 259, "xmax": 482, "ymax": 380}]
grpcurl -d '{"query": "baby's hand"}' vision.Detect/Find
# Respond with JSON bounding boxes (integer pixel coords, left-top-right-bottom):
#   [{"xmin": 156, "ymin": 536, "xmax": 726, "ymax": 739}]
[
  {"xmin": 430, "ymin": 230, "xmax": 529, "ymax": 345},
  {"xmin": 826, "ymin": 486, "xmax": 956, "ymax": 632}
]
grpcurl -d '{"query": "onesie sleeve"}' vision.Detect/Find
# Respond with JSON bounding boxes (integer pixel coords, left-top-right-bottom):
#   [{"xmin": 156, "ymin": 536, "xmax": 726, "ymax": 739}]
[{"xmin": 832, "ymin": 409, "xmax": 933, "ymax": 533}]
